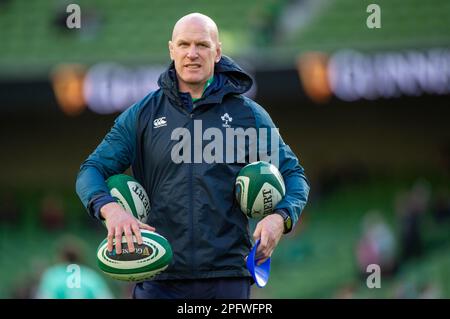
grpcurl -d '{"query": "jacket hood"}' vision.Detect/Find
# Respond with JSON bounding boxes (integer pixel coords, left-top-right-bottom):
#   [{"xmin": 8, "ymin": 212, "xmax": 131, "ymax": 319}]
[{"xmin": 158, "ymin": 55, "xmax": 253, "ymax": 105}]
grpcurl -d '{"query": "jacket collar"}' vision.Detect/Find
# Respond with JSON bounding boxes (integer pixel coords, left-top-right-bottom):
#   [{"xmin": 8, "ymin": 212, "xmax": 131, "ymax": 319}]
[{"xmin": 158, "ymin": 55, "xmax": 253, "ymax": 108}]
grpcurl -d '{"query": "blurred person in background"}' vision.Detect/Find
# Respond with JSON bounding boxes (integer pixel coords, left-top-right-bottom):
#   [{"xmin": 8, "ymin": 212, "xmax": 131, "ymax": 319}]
[
  {"xmin": 396, "ymin": 180, "xmax": 431, "ymax": 262},
  {"xmin": 35, "ymin": 235, "xmax": 113, "ymax": 299},
  {"xmin": 356, "ymin": 210, "xmax": 398, "ymax": 278},
  {"xmin": 39, "ymin": 193, "xmax": 65, "ymax": 231},
  {"xmin": 76, "ymin": 12, "xmax": 309, "ymax": 299}
]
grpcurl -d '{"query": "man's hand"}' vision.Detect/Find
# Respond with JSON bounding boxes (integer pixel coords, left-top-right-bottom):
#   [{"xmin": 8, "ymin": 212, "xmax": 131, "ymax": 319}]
[
  {"xmin": 101, "ymin": 202, "xmax": 155, "ymax": 254},
  {"xmin": 252, "ymin": 213, "xmax": 284, "ymax": 265}
]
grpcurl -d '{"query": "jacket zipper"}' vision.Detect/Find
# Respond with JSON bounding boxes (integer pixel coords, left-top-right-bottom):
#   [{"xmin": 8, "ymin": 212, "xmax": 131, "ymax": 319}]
[{"xmin": 188, "ymin": 111, "xmax": 195, "ymax": 274}]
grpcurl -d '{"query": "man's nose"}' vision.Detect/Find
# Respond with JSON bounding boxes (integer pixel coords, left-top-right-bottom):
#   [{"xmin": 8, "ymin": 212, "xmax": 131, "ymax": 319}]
[{"xmin": 187, "ymin": 45, "xmax": 198, "ymax": 59}]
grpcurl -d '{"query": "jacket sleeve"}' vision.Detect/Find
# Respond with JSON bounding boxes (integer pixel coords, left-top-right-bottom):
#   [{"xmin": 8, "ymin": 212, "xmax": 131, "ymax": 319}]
[
  {"xmin": 75, "ymin": 103, "xmax": 141, "ymax": 220},
  {"xmin": 249, "ymin": 99, "xmax": 310, "ymax": 231}
]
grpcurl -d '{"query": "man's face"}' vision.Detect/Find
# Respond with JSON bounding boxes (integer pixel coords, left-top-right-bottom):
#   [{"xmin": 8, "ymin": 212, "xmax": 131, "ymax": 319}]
[{"xmin": 169, "ymin": 22, "xmax": 221, "ymax": 88}]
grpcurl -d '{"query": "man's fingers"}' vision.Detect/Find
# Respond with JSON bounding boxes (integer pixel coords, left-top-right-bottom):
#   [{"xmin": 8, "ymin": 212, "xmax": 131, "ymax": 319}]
[
  {"xmin": 256, "ymin": 228, "xmax": 276, "ymax": 262},
  {"xmin": 124, "ymin": 225, "xmax": 135, "ymax": 253},
  {"xmin": 256, "ymin": 243, "xmax": 273, "ymax": 265},
  {"xmin": 132, "ymin": 223, "xmax": 143, "ymax": 245},
  {"xmin": 255, "ymin": 229, "xmax": 269, "ymax": 258},
  {"xmin": 107, "ymin": 229, "xmax": 114, "ymax": 252},
  {"xmin": 115, "ymin": 227, "xmax": 123, "ymax": 254},
  {"xmin": 260, "ymin": 229, "xmax": 270, "ymax": 251},
  {"xmin": 138, "ymin": 222, "xmax": 155, "ymax": 232}
]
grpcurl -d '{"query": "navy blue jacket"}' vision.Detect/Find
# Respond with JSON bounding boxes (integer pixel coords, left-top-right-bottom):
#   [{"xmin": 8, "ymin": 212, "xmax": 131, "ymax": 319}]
[{"xmin": 76, "ymin": 56, "xmax": 310, "ymax": 280}]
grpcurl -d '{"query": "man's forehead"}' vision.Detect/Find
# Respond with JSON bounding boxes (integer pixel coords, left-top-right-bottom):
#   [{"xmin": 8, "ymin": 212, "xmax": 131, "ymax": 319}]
[
  {"xmin": 173, "ymin": 29, "xmax": 214, "ymax": 43},
  {"xmin": 171, "ymin": 14, "xmax": 218, "ymax": 42}
]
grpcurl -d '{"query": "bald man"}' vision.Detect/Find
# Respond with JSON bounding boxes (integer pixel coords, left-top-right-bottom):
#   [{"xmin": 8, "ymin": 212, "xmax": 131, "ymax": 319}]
[{"xmin": 76, "ymin": 13, "xmax": 309, "ymax": 299}]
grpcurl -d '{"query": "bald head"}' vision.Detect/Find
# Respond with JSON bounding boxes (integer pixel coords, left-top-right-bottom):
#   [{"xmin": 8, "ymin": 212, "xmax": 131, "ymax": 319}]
[{"xmin": 171, "ymin": 13, "xmax": 220, "ymax": 44}]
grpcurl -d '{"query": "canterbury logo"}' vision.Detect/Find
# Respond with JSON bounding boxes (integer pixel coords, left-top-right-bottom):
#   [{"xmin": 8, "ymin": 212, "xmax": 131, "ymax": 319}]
[{"xmin": 153, "ymin": 117, "xmax": 167, "ymax": 128}]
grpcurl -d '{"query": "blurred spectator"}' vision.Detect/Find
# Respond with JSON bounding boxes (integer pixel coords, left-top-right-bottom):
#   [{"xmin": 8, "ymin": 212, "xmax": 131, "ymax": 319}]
[
  {"xmin": 356, "ymin": 210, "xmax": 398, "ymax": 278},
  {"xmin": 35, "ymin": 235, "xmax": 113, "ymax": 299},
  {"xmin": 39, "ymin": 193, "xmax": 65, "ymax": 230},
  {"xmin": 396, "ymin": 180, "xmax": 431, "ymax": 261}
]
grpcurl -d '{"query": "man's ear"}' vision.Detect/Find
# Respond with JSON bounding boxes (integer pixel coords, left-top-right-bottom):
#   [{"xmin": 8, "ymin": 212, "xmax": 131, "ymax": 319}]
[
  {"xmin": 168, "ymin": 40, "xmax": 174, "ymax": 60},
  {"xmin": 215, "ymin": 42, "xmax": 222, "ymax": 63}
]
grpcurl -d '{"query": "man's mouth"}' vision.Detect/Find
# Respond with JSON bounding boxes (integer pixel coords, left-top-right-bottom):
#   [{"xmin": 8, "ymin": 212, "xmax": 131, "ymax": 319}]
[{"xmin": 185, "ymin": 64, "xmax": 201, "ymax": 69}]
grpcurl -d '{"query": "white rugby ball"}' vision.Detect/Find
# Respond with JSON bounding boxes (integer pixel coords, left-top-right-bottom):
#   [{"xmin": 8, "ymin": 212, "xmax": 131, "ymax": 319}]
[
  {"xmin": 96, "ymin": 230, "xmax": 173, "ymax": 282},
  {"xmin": 235, "ymin": 161, "xmax": 286, "ymax": 219}
]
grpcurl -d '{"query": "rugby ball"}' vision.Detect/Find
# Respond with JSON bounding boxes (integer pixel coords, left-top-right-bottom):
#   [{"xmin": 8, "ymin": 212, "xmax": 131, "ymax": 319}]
[
  {"xmin": 97, "ymin": 229, "xmax": 173, "ymax": 281},
  {"xmin": 106, "ymin": 174, "xmax": 150, "ymax": 222},
  {"xmin": 235, "ymin": 161, "xmax": 286, "ymax": 219}
]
